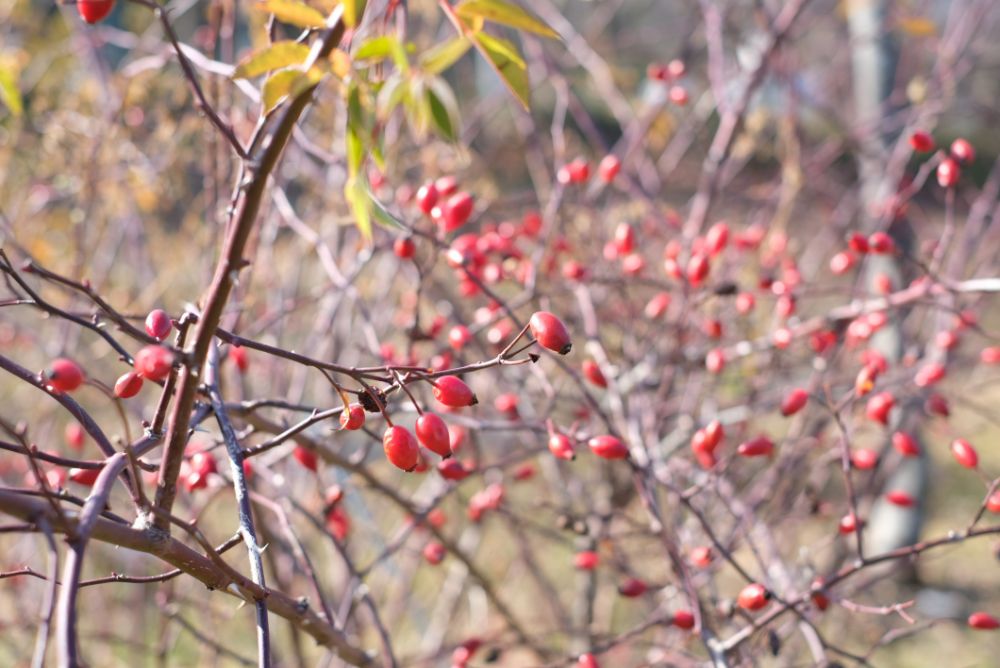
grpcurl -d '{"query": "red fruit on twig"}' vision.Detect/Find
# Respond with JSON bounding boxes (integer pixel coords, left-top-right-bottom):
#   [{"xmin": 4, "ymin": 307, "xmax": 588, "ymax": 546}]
[
  {"xmin": 78, "ymin": 0, "xmax": 115, "ymax": 24},
  {"xmin": 588, "ymin": 435, "xmax": 629, "ymax": 460},
  {"xmin": 114, "ymin": 371, "xmax": 144, "ymax": 398},
  {"xmin": 416, "ymin": 413, "xmax": 452, "ymax": 458},
  {"xmin": 737, "ymin": 583, "xmax": 770, "ymax": 611},
  {"xmin": 47, "ymin": 358, "xmax": 84, "ymax": 393},
  {"xmin": 134, "ymin": 346, "xmax": 174, "ymax": 382},
  {"xmin": 432, "ymin": 375, "xmax": 477, "ymax": 407},
  {"xmin": 529, "ymin": 311, "xmax": 572, "ymax": 355},
  {"xmin": 383, "ymin": 426, "xmax": 419, "ymax": 471}
]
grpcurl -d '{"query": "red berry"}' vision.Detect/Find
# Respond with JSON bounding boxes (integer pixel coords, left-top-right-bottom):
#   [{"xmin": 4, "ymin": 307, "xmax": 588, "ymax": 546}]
[
  {"xmin": 435, "ymin": 176, "xmax": 458, "ymax": 196},
  {"xmin": 986, "ymin": 491, "xmax": 1000, "ymax": 514},
  {"xmin": 935, "ymin": 330, "xmax": 959, "ymax": 350},
  {"xmin": 292, "ymin": 445, "xmax": 318, "ymax": 472},
  {"xmin": 892, "ymin": 431, "xmax": 921, "ymax": 457},
  {"xmin": 588, "ymin": 434, "xmax": 629, "ymax": 460},
  {"xmin": 513, "ymin": 463, "xmax": 536, "ymax": 481},
  {"xmin": 582, "ymin": 360, "xmax": 607, "ymax": 388},
  {"xmin": 415, "ymin": 182, "xmax": 438, "ymax": 214},
  {"xmin": 423, "ymin": 541, "xmax": 446, "ymax": 565},
  {"xmin": 383, "ymin": 426, "xmax": 419, "ymax": 471},
  {"xmin": 829, "ymin": 251, "xmax": 856, "ymax": 275},
  {"xmin": 969, "ymin": 612, "xmax": 1000, "ymax": 630},
  {"xmin": 839, "ymin": 513, "xmax": 858, "ymax": 534},
  {"xmin": 672, "ymin": 610, "xmax": 695, "ymax": 630},
  {"xmin": 950, "ymin": 138, "xmax": 975, "ymax": 164},
  {"xmin": 690, "ymin": 546, "xmax": 713, "ymax": 568},
  {"xmin": 69, "ymin": 467, "xmax": 101, "ymax": 486},
  {"xmin": 564, "ymin": 158, "xmax": 590, "ymax": 183},
  {"xmin": 145, "ymin": 309, "xmax": 172, "ymax": 341},
  {"xmin": 705, "ymin": 222, "xmax": 729, "ymax": 256},
  {"xmin": 618, "ymin": 578, "xmax": 648, "ymax": 598},
  {"xmin": 494, "ymin": 393, "xmax": 519, "ymax": 417},
  {"xmin": 437, "ymin": 458, "xmax": 471, "ymax": 481},
  {"xmin": 644, "ymin": 292, "xmax": 671, "ymax": 319},
  {"xmin": 339, "ymin": 404, "xmax": 366, "ymax": 430},
  {"xmin": 325, "ymin": 506, "xmax": 350, "ymax": 540},
  {"xmin": 47, "ymin": 358, "xmax": 84, "ymax": 393},
  {"xmin": 190, "ymin": 451, "xmax": 217, "ymax": 477},
  {"xmin": 704, "ymin": 420, "xmax": 724, "ymax": 450},
  {"xmin": 686, "ymin": 254, "xmax": 710, "ymax": 286},
  {"xmin": 574, "ymin": 551, "xmax": 599, "ymax": 570},
  {"xmin": 868, "ymin": 232, "xmax": 895, "ymax": 254},
  {"xmin": 448, "ymin": 325, "xmax": 472, "ymax": 350},
  {"xmin": 811, "ymin": 579, "xmax": 830, "ymax": 611},
  {"xmin": 613, "ymin": 223, "xmax": 635, "ymax": 255},
  {"xmin": 914, "ymin": 362, "xmax": 945, "ymax": 387},
  {"xmin": 737, "ymin": 436, "xmax": 774, "ymax": 458},
  {"xmin": 705, "ymin": 348, "xmax": 726, "ymax": 374},
  {"xmin": 229, "ymin": 345, "xmax": 249, "ymax": 372},
  {"xmin": 937, "ymin": 157, "xmax": 960, "ymax": 188},
  {"xmin": 885, "ymin": 489, "xmax": 915, "ymax": 507},
  {"xmin": 851, "ymin": 448, "xmax": 879, "ymax": 470},
  {"xmin": 735, "ymin": 291, "xmax": 756, "ymax": 314},
  {"xmin": 598, "ymin": 155, "xmax": 621, "ymax": 183},
  {"xmin": 441, "ymin": 192, "xmax": 474, "ymax": 232},
  {"xmin": 64, "ymin": 423, "xmax": 86, "ymax": 451},
  {"xmin": 847, "ymin": 232, "xmax": 869, "ymax": 254},
  {"xmin": 114, "ymin": 371, "xmax": 144, "ymax": 398},
  {"xmin": 416, "ymin": 413, "xmax": 452, "ymax": 458},
  {"xmin": 78, "ymin": 0, "xmax": 114, "ymax": 24},
  {"xmin": 529, "ymin": 311, "xmax": 572, "ymax": 355},
  {"xmin": 393, "ymin": 237, "xmax": 416, "ymax": 259},
  {"xmin": 668, "ymin": 85, "xmax": 689, "ymax": 106},
  {"xmin": 950, "ymin": 438, "xmax": 978, "ymax": 469},
  {"xmin": 324, "ymin": 485, "xmax": 344, "ymax": 507},
  {"xmin": 563, "ymin": 260, "xmax": 587, "ymax": 281},
  {"xmin": 647, "ymin": 62, "xmax": 669, "ymax": 80},
  {"xmin": 432, "ymin": 375, "xmax": 477, "ymax": 407},
  {"xmin": 872, "ymin": 272, "xmax": 893, "ymax": 294},
  {"xmin": 865, "ymin": 391, "xmax": 895, "ymax": 425},
  {"xmin": 780, "ymin": 388, "xmax": 808, "ymax": 416},
  {"xmin": 577, "ymin": 653, "xmax": 600, "ymax": 668},
  {"xmin": 925, "ymin": 392, "xmax": 950, "ymax": 417},
  {"xmin": 548, "ymin": 433, "xmax": 575, "ymax": 461},
  {"xmin": 134, "ymin": 345, "xmax": 174, "ymax": 382},
  {"xmin": 737, "ymin": 583, "xmax": 770, "ymax": 611},
  {"xmin": 909, "ymin": 130, "xmax": 935, "ymax": 152}
]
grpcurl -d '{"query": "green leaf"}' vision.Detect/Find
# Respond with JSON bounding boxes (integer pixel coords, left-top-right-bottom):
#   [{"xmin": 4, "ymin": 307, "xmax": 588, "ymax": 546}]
[
  {"xmin": 369, "ymin": 189, "xmax": 407, "ymax": 231},
  {"xmin": 257, "ymin": 1, "xmax": 326, "ymax": 29},
  {"xmin": 345, "ymin": 83, "xmax": 365, "ymax": 176},
  {"xmin": 0, "ymin": 61, "xmax": 23, "ymax": 117},
  {"xmin": 475, "ymin": 31, "xmax": 524, "ymax": 68},
  {"xmin": 233, "ymin": 42, "xmax": 312, "ymax": 79},
  {"xmin": 455, "ymin": 0, "xmax": 559, "ymax": 39},
  {"xmin": 471, "ymin": 32, "xmax": 529, "ymax": 109},
  {"xmin": 261, "ymin": 67, "xmax": 323, "ymax": 112},
  {"xmin": 354, "ymin": 36, "xmax": 408, "ymax": 71},
  {"xmin": 345, "ymin": 176, "xmax": 372, "ymax": 241},
  {"xmin": 375, "ymin": 71, "xmax": 409, "ymax": 118},
  {"xmin": 426, "ymin": 77, "xmax": 460, "ymax": 141},
  {"xmin": 343, "ymin": 0, "xmax": 367, "ymax": 27},
  {"xmin": 419, "ymin": 36, "xmax": 472, "ymax": 75}
]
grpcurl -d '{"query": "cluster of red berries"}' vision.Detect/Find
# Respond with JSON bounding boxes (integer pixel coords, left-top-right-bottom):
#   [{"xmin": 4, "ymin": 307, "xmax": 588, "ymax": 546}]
[
  {"xmin": 909, "ymin": 130, "xmax": 975, "ymax": 188},
  {"xmin": 647, "ymin": 58, "xmax": 689, "ymax": 105}
]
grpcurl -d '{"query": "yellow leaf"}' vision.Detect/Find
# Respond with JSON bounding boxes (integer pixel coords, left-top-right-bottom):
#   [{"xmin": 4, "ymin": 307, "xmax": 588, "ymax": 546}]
[
  {"xmin": 257, "ymin": 0, "xmax": 327, "ymax": 28},
  {"xmin": 897, "ymin": 16, "xmax": 937, "ymax": 37},
  {"xmin": 233, "ymin": 42, "xmax": 312, "ymax": 79},
  {"xmin": 329, "ymin": 49, "xmax": 352, "ymax": 78}
]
